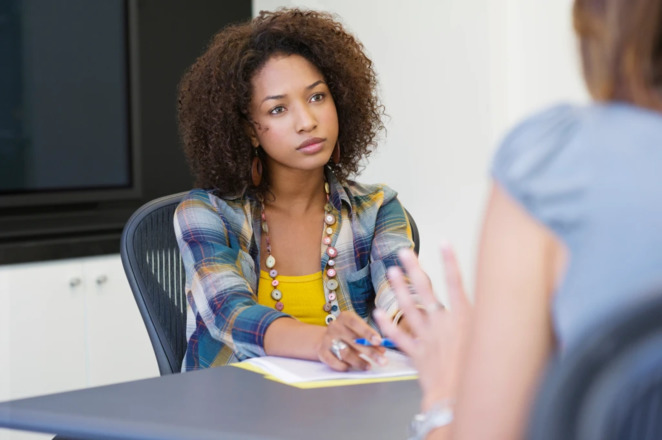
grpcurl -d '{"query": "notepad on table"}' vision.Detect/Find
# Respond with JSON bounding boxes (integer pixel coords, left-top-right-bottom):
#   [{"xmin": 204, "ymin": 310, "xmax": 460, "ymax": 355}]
[{"xmin": 232, "ymin": 349, "xmax": 417, "ymax": 388}]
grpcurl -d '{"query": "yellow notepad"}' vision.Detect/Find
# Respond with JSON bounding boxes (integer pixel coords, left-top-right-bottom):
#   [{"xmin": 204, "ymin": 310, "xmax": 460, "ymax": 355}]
[{"xmin": 232, "ymin": 349, "xmax": 418, "ymax": 389}]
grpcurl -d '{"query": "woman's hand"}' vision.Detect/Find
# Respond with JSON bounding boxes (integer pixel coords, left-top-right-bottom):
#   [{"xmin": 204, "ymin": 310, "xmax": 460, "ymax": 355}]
[
  {"xmin": 317, "ymin": 311, "xmax": 388, "ymax": 371},
  {"xmin": 374, "ymin": 245, "xmax": 471, "ymax": 411}
]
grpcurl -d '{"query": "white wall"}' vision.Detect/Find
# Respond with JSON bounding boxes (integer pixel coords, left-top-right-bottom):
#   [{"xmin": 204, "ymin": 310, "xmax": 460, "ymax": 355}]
[{"xmin": 254, "ymin": 0, "xmax": 587, "ymax": 297}]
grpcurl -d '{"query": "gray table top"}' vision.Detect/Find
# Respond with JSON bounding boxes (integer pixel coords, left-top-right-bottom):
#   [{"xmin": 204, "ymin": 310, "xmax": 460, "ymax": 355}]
[{"xmin": 0, "ymin": 365, "xmax": 421, "ymax": 440}]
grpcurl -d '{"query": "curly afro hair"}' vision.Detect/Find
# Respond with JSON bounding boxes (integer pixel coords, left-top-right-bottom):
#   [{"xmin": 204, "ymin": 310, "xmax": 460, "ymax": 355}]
[{"xmin": 177, "ymin": 8, "xmax": 385, "ymax": 197}]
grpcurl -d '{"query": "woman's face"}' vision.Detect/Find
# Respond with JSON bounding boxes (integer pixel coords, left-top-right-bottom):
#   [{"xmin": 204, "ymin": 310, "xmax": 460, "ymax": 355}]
[{"xmin": 248, "ymin": 54, "xmax": 339, "ymax": 175}]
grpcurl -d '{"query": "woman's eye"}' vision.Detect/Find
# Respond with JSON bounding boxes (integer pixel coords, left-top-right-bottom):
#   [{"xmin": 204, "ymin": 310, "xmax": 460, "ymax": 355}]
[
  {"xmin": 269, "ymin": 105, "xmax": 285, "ymax": 115},
  {"xmin": 310, "ymin": 93, "xmax": 324, "ymax": 102}
]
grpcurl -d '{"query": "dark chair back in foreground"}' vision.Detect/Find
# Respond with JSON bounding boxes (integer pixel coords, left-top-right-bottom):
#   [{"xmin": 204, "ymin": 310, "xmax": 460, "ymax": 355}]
[
  {"xmin": 121, "ymin": 192, "xmax": 421, "ymax": 375},
  {"xmin": 528, "ymin": 291, "xmax": 662, "ymax": 440}
]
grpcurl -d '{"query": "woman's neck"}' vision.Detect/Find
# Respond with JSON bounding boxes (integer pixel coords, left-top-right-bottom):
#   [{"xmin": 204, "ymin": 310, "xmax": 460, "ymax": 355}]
[{"xmin": 265, "ymin": 167, "xmax": 327, "ymax": 215}]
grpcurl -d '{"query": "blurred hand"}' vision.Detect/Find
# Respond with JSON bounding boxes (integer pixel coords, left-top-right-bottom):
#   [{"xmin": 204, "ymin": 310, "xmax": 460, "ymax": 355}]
[
  {"xmin": 317, "ymin": 310, "xmax": 387, "ymax": 371},
  {"xmin": 374, "ymin": 245, "xmax": 471, "ymax": 411}
]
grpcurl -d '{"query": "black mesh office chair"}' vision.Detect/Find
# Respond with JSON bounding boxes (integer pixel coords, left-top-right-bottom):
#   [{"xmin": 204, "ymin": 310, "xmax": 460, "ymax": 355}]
[
  {"xmin": 528, "ymin": 291, "xmax": 662, "ymax": 440},
  {"xmin": 121, "ymin": 192, "xmax": 189, "ymax": 375},
  {"xmin": 121, "ymin": 192, "xmax": 420, "ymax": 375}
]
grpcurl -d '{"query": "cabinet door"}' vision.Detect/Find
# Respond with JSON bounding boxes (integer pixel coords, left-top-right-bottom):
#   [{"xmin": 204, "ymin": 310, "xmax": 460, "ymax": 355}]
[
  {"xmin": 82, "ymin": 255, "xmax": 158, "ymax": 387},
  {"xmin": 1, "ymin": 260, "xmax": 88, "ymax": 400},
  {"xmin": 0, "ymin": 260, "xmax": 87, "ymax": 440}
]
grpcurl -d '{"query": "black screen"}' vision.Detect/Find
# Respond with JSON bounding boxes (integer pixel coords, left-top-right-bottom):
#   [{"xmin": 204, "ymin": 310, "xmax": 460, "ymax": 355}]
[{"xmin": 0, "ymin": 0, "xmax": 131, "ymax": 194}]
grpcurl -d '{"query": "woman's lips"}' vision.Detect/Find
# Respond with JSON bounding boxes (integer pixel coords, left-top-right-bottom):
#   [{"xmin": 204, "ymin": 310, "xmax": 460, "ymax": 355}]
[{"xmin": 297, "ymin": 137, "xmax": 326, "ymax": 154}]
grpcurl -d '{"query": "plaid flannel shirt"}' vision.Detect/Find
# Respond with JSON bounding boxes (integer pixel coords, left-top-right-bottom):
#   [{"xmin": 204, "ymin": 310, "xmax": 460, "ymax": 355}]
[{"xmin": 174, "ymin": 170, "xmax": 414, "ymax": 371}]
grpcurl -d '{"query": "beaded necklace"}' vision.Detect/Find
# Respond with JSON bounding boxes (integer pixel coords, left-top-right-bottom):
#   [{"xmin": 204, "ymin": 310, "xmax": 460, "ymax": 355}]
[{"xmin": 260, "ymin": 181, "xmax": 341, "ymax": 325}]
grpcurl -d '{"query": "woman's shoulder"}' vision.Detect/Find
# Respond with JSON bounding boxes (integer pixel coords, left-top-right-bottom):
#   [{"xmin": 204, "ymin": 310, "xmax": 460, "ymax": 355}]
[
  {"xmin": 491, "ymin": 101, "xmax": 662, "ymax": 237},
  {"xmin": 492, "ymin": 103, "xmax": 584, "ymax": 174},
  {"xmin": 490, "ymin": 103, "xmax": 597, "ymax": 237},
  {"xmin": 178, "ymin": 188, "xmax": 248, "ymax": 209},
  {"xmin": 493, "ymin": 102, "xmax": 662, "ymax": 177},
  {"xmin": 341, "ymin": 180, "xmax": 399, "ymax": 207}
]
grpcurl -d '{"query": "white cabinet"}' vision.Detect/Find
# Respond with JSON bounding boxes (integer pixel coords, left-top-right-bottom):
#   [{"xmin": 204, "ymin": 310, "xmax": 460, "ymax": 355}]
[
  {"xmin": 1, "ymin": 260, "xmax": 88, "ymax": 400},
  {"xmin": 0, "ymin": 254, "xmax": 159, "ymax": 440},
  {"xmin": 82, "ymin": 256, "xmax": 158, "ymax": 387}
]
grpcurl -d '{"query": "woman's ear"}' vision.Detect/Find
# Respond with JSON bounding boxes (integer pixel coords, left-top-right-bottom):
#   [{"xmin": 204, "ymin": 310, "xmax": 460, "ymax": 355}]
[
  {"xmin": 249, "ymin": 132, "xmax": 260, "ymax": 148},
  {"xmin": 243, "ymin": 120, "xmax": 260, "ymax": 148}
]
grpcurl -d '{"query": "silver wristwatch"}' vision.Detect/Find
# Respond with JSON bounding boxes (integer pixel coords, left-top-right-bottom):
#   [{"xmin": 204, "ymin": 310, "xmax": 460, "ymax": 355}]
[{"xmin": 407, "ymin": 400, "xmax": 454, "ymax": 440}]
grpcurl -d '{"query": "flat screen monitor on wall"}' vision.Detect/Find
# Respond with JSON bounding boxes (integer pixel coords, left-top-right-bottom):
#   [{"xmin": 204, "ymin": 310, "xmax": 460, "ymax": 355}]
[{"xmin": 0, "ymin": 0, "xmax": 140, "ymax": 208}]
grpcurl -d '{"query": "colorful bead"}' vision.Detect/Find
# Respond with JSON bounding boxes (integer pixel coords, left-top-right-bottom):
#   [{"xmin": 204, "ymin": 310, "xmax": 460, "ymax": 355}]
[
  {"xmin": 266, "ymin": 255, "xmax": 276, "ymax": 269},
  {"xmin": 327, "ymin": 268, "xmax": 336, "ymax": 278},
  {"xmin": 324, "ymin": 182, "xmax": 330, "ymax": 194},
  {"xmin": 325, "ymin": 203, "xmax": 333, "ymax": 212},
  {"xmin": 271, "ymin": 279, "xmax": 279, "ymax": 287},
  {"xmin": 327, "ymin": 246, "xmax": 338, "ymax": 258},
  {"xmin": 326, "ymin": 227, "xmax": 333, "ymax": 235},
  {"xmin": 328, "ymin": 259, "xmax": 335, "ymax": 267},
  {"xmin": 331, "ymin": 304, "xmax": 338, "ymax": 312},
  {"xmin": 326, "ymin": 279, "xmax": 339, "ymax": 290},
  {"xmin": 325, "ymin": 314, "xmax": 336, "ymax": 325},
  {"xmin": 323, "ymin": 236, "xmax": 332, "ymax": 245},
  {"xmin": 323, "ymin": 303, "xmax": 332, "ymax": 312},
  {"xmin": 275, "ymin": 301, "xmax": 284, "ymax": 311},
  {"xmin": 324, "ymin": 214, "xmax": 336, "ymax": 225},
  {"xmin": 269, "ymin": 269, "xmax": 278, "ymax": 278},
  {"xmin": 328, "ymin": 292, "xmax": 336, "ymax": 301},
  {"xmin": 271, "ymin": 289, "xmax": 282, "ymax": 301},
  {"xmin": 261, "ymin": 223, "xmax": 269, "ymax": 233}
]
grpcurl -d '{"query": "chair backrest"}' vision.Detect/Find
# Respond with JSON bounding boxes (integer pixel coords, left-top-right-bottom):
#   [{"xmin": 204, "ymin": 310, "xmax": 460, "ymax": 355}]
[
  {"xmin": 405, "ymin": 209, "xmax": 420, "ymax": 255},
  {"xmin": 528, "ymin": 292, "xmax": 662, "ymax": 440},
  {"xmin": 121, "ymin": 193, "xmax": 421, "ymax": 375},
  {"xmin": 121, "ymin": 192, "xmax": 189, "ymax": 375}
]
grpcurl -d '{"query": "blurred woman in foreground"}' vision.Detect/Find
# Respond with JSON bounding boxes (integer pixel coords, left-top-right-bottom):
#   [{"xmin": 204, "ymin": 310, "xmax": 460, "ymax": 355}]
[{"xmin": 377, "ymin": 0, "xmax": 662, "ymax": 438}]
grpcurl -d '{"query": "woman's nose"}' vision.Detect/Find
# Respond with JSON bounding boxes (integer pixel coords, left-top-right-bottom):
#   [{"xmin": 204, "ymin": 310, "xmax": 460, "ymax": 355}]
[{"xmin": 296, "ymin": 105, "xmax": 317, "ymax": 133}]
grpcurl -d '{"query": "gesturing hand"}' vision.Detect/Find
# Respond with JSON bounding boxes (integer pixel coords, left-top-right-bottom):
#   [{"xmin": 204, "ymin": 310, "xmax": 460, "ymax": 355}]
[
  {"xmin": 317, "ymin": 311, "xmax": 388, "ymax": 371},
  {"xmin": 374, "ymin": 245, "xmax": 471, "ymax": 411}
]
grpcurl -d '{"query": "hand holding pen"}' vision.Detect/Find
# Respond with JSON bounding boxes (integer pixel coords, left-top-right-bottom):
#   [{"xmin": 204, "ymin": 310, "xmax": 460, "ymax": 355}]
[{"xmin": 318, "ymin": 310, "xmax": 389, "ymax": 371}]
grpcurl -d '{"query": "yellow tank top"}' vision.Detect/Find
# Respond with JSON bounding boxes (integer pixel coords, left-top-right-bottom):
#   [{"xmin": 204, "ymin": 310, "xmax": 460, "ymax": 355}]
[{"xmin": 257, "ymin": 270, "xmax": 327, "ymax": 326}]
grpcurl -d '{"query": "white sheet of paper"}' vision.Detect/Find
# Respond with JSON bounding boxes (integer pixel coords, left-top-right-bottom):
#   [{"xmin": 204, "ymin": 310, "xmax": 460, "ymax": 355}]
[{"xmin": 239, "ymin": 349, "xmax": 417, "ymax": 383}]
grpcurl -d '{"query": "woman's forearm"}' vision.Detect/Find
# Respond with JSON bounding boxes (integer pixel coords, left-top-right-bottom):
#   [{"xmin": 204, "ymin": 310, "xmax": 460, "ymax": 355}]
[{"xmin": 263, "ymin": 317, "xmax": 326, "ymax": 360}]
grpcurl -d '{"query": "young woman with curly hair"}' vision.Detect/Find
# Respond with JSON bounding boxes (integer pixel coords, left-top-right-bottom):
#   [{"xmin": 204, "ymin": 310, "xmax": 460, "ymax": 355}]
[{"xmin": 174, "ymin": 8, "xmax": 415, "ymax": 372}]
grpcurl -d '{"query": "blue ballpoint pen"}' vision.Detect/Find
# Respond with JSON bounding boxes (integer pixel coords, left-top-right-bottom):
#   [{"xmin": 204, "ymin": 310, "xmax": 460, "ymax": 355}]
[{"xmin": 354, "ymin": 338, "xmax": 398, "ymax": 349}]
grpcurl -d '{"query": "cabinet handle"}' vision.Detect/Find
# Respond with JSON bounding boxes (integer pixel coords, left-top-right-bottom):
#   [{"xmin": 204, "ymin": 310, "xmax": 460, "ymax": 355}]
[
  {"xmin": 96, "ymin": 275, "xmax": 108, "ymax": 285},
  {"xmin": 69, "ymin": 277, "xmax": 82, "ymax": 288}
]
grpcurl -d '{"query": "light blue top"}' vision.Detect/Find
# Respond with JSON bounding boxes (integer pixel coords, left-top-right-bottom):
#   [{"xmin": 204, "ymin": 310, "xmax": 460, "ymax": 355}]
[{"xmin": 492, "ymin": 102, "xmax": 662, "ymax": 351}]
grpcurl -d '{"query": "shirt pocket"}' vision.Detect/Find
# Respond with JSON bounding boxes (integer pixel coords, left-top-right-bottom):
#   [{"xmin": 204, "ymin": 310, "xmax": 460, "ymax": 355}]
[{"xmin": 344, "ymin": 264, "xmax": 375, "ymax": 318}]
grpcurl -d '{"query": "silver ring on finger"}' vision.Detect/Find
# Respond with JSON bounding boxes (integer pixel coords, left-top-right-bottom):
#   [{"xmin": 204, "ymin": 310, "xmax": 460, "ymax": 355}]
[{"xmin": 330, "ymin": 339, "xmax": 349, "ymax": 362}]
